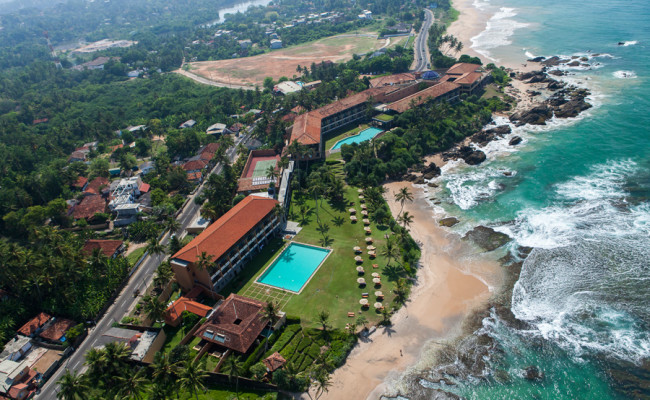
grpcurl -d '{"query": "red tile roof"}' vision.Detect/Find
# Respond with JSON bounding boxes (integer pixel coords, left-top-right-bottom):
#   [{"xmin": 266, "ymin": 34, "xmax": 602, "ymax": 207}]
[
  {"xmin": 187, "ymin": 171, "xmax": 202, "ymax": 181},
  {"xmin": 68, "ymin": 150, "xmax": 87, "ymax": 162},
  {"xmin": 183, "ymin": 159, "xmax": 208, "ymax": 172},
  {"xmin": 387, "ymin": 81, "xmax": 460, "ymax": 113},
  {"xmin": 290, "ymin": 113, "xmax": 323, "ymax": 146},
  {"xmin": 172, "ymin": 196, "xmax": 278, "ymax": 263},
  {"xmin": 165, "ymin": 297, "xmax": 213, "ymax": 326},
  {"xmin": 454, "ymin": 71, "xmax": 484, "ymax": 85},
  {"xmin": 369, "ymin": 72, "xmax": 417, "ymax": 88},
  {"xmin": 73, "ymin": 176, "xmax": 88, "ymax": 189},
  {"xmin": 72, "ymin": 195, "xmax": 107, "ymax": 220},
  {"xmin": 84, "ymin": 177, "xmax": 110, "ymax": 195},
  {"xmin": 263, "ymin": 352, "xmax": 287, "ymax": 372},
  {"xmin": 139, "ymin": 183, "xmax": 150, "ymax": 193},
  {"xmin": 81, "ymin": 239, "xmax": 124, "ymax": 258},
  {"xmin": 446, "ymin": 63, "xmax": 483, "ymax": 75},
  {"xmin": 17, "ymin": 313, "xmax": 51, "ymax": 336},
  {"xmin": 195, "ymin": 294, "xmax": 266, "ymax": 353},
  {"xmin": 39, "ymin": 318, "xmax": 76, "ymax": 342},
  {"xmin": 201, "ymin": 142, "xmax": 221, "ymax": 155}
]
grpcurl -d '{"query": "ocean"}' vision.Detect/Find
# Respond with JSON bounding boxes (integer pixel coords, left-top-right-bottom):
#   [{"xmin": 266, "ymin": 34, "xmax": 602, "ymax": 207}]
[{"xmin": 403, "ymin": 0, "xmax": 650, "ymax": 398}]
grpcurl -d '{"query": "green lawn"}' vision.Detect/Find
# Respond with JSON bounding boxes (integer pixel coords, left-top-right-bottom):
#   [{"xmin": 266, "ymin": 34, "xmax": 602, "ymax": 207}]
[
  {"xmin": 126, "ymin": 246, "xmax": 146, "ymax": 265},
  {"xmin": 189, "ymin": 387, "xmax": 277, "ymax": 400},
  {"xmin": 324, "ymin": 124, "xmax": 370, "ymax": 151},
  {"xmin": 373, "ymin": 113, "xmax": 394, "ymax": 122}
]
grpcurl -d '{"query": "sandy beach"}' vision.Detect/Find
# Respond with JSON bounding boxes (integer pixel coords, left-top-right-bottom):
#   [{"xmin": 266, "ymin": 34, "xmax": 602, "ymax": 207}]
[
  {"xmin": 446, "ymin": 0, "xmax": 491, "ymax": 63},
  {"xmin": 317, "ymin": 182, "xmax": 503, "ymax": 400}
]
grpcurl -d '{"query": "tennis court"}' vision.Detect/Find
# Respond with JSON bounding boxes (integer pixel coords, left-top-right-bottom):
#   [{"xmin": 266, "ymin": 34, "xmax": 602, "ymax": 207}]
[{"xmin": 244, "ymin": 155, "xmax": 280, "ymax": 178}]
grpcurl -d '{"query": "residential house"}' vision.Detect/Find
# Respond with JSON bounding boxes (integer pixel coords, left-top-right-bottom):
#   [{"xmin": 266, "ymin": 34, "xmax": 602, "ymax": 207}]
[
  {"xmin": 302, "ymin": 80, "xmax": 321, "ymax": 90},
  {"xmin": 183, "ymin": 159, "xmax": 209, "ymax": 174},
  {"xmin": 270, "ymin": 39, "xmax": 282, "ymax": 49},
  {"xmin": 39, "ymin": 319, "xmax": 75, "ymax": 344},
  {"xmin": 72, "ymin": 195, "xmax": 108, "ymax": 220},
  {"xmin": 84, "ymin": 177, "xmax": 110, "ymax": 196},
  {"xmin": 206, "ymin": 123, "xmax": 230, "ymax": 136},
  {"xmin": 170, "ymin": 196, "xmax": 280, "ymax": 292},
  {"xmin": 16, "ymin": 314, "xmax": 51, "ymax": 338},
  {"xmin": 273, "ymin": 81, "xmax": 302, "ymax": 95},
  {"xmin": 358, "ymin": 10, "xmax": 372, "ymax": 19},
  {"xmin": 67, "ymin": 150, "xmax": 87, "ymax": 163},
  {"xmin": 139, "ymin": 161, "xmax": 155, "ymax": 175},
  {"xmin": 238, "ymin": 39, "xmax": 252, "ymax": 49},
  {"xmin": 229, "ymin": 123, "xmax": 244, "ymax": 135},
  {"xmin": 72, "ymin": 56, "xmax": 119, "ymax": 71},
  {"xmin": 72, "ymin": 176, "xmax": 88, "ymax": 191},
  {"xmin": 81, "ymin": 239, "xmax": 124, "ymax": 258},
  {"xmin": 164, "ymin": 287, "xmax": 214, "ymax": 327},
  {"xmin": 179, "ymin": 119, "xmax": 196, "ymax": 129},
  {"xmin": 194, "ymin": 294, "xmax": 267, "ymax": 354},
  {"xmin": 198, "ymin": 142, "xmax": 221, "ymax": 162},
  {"xmin": 109, "ymin": 177, "xmax": 143, "ymax": 210},
  {"xmin": 0, "ymin": 338, "xmax": 31, "ymax": 362},
  {"xmin": 0, "ymin": 359, "xmax": 37, "ymax": 400}
]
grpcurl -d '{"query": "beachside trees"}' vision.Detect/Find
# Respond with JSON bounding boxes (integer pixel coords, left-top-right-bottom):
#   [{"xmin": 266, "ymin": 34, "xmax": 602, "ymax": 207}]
[
  {"xmin": 142, "ymin": 295, "xmax": 166, "ymax": 324},
  {"xmin": 145, "ymin": 238, "xmax": 166, "ymax": 256},
  {"xmin": 57, "ymin": 370, "xmax": 89, "ymax": 400},
  {"xmin": 223, "ymin": 356, "xmax": 243, "ymax": 400},
  {"xmin": 180, "ymin": 359, "xmax": 209, "ymax": 400},
  {"xmin": 262, "ymin": 301, "xmax": 280, "ymax": 352},
  {"xmin": 394, "ymin": 187, "xmax": 414, "ymax": 216}
]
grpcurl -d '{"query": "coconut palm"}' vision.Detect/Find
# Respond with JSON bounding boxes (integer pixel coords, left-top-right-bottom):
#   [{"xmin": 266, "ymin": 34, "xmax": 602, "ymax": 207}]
[
  {"xmin": 145, "ymin": 238, "xmax": 165, "ymax": 257},
  {"xmin": 356, "ymin": 315, "xmax": 368, "ymax": 331},
  {"xmin": 397, "ymin": 211, "xmax": 414, "ymax": 231},
  {"xmin": 265, "ymin": 164, "xmax": 279, "ymax": 182},
  {"xmin": 57, "ymin": 370, "xmax": 89, "ymax": 400},
  {"xmin": 223, "ymin": 356, "xmax": 243, "ymax": 399},
  {"xmin": 318, "ymin": 235, "xmax": 333, "ymax": 248},
  {"xmin": 394, "ymin": 278, "xmax": 408, "ymax": 304},
  {"xmin": 164, "ymin": 217, "xmax": 181, "ymax": 234},
  {"xmin": 380, "ymin": 237, "xmax": 400, "ymax": 267},
  {"xmin": 142, "ymin": 294, "xmax": 166, "ymax": 324},
  {"xmin": 179, "ymin": 359, "xmax": 208, "ymax": 400},
  {"xmin": 331, "ymin": 215, "xmax": 345, "ymax": 227},
  {"xmin": 314, "ymin": 369, "xmax": 332, "ymax": 399},
  {"xmin": 151, "ymin": 352, "xmax": 178, "ymax": 395},
  {"xmin": 153, "ymin": 262, "xmax": 174, "ymax": 289},
  {"xmin": 394, "ymin": 187, "xmax": 413, "ymax": 216},
  {"xmin": 117, "ymin": 368, "xmax": 148, "ymax": 400},
  {"xmin": 278, "ymin": 156, "xmax": 290, "ymax": 170},
  {"xmin": 195, "ymin": 251, "xmax": 214, "ymax": 272},
  {"xmin": 261, "ymin": 301, "xmax": 280, "ymax": 352},
  {"xmin": 272, "ymin": 203, "xmax": 285, "ymax": 223},
  {"xmin": 318, "ymin": 310, "xmax": 330, "ymax": 333}
]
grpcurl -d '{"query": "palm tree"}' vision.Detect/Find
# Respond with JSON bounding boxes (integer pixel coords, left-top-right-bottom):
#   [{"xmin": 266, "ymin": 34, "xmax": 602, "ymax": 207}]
[
  {"xmin": 153, "ymin": 262, "xmax": 174, "ymax": 289},
  {"xmin": 142, "ymin": 294, "xmax": 166, "ymax": 324},
  {"xmin": 57, "ymin": 370, "xmax": 89, "ymax": 400},
  {"xmin": 394, "ymin": 278, "xmax": 408, "ymax": 304},
  {"xmin": 272, "ymin": 203, "xmax": 285, "ymax": 224},
  {"xmin": 84, "ymin": 347, "xmax": 108, "ymax": 379},
  {"xmin": 223, "ymin": 356, "xmax": 243, "ymax": 399},
  {"xmin": 151, "ymin": 352, "xmax": 178, "ymax": 396},
  {"xmin": 278, "ymin": 156, "xmax": 290, "ymax": 170},
  {"xmin": 145, "ymin": 238, "xmax": 165, "ymax": 257},
  {"xmin": 117, "ymin": 368, "xmax": 148, "ymax": 400},
  {"xmin": 318, "ymin": 310, "xmax": 330, "ymax": 333},
  {"xmin": 265, "ymin": 164, "xmax": 279, "ymax": 182},
  {"xmin": 261, "ymin": 301, "xmax": 280, "ymax": 352},
  {"xmin": 394, "ymin": 187, "xmax": 413, "ymax": 216},
  {"xmin": 380, "ymin": 237, "xmax": 400, "ymax": 266},
  {"xmin": 318, "ymin": 235, "xmax": 333, "ymax": 248},
  {"xmin": 180, "ymin": 359, "xmax": 208, "ymax": 400},
  {"xmin": 165, "ymin": 217, "xmax": 181, "ymax": 234},
  {"xmin": 195, "ymin": 251, "xmax": 214, "ymax": 272},
  {"xmin": 381, "ymin": 307, "xmax": 392, "ymax": 325},
  {"xmin": 397, "ymin": 211, "xmax": 414, "ymax": 231},
  {"xmin": 356, "ymin": 315, "xmax": 368, "ymax": 331},
  {"xmin": 314, "ymin": 369, "xmax": 332, "ymax": 399}
]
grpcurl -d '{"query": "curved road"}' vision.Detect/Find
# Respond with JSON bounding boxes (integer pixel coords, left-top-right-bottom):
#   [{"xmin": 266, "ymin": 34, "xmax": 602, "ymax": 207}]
[
  {"xmin": 412, "ymin": 8, "xmax": 434, "ymax": 72},
  {"xmin": 37, "ymin": 135, "xmax": 250, "ymax": 400}
]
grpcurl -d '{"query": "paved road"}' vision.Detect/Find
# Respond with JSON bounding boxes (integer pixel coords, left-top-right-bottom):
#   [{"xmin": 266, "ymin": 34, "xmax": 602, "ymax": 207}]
[
  {"xmin": 37, "ymin": 135, "xmax": 250, "ymax": 400},
  {"xmin": 412, "ymin": 8, "xmax": 434, "ymax": 72}
]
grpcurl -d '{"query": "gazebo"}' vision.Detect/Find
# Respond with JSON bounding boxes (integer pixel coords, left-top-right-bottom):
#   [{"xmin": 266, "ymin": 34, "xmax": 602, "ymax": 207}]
[{"xmin": 263, "ymin": 352, "xmax": 287, "ymax": 373}]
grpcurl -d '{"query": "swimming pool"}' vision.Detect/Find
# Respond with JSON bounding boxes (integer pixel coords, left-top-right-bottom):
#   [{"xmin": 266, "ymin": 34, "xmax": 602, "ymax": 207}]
[
  {"xmin": 257, "ymin": 242, "xmax": 330, "ymax": 293},
  {"xmin": 331, "ymin": 127, "xmax": 384, "ymax": 150}
]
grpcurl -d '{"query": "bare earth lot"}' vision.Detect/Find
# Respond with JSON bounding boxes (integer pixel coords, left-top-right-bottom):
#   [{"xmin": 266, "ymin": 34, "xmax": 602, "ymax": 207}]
[{"xmin": 180, "ymin": 34, "xmax": 408, "ymax": 87}]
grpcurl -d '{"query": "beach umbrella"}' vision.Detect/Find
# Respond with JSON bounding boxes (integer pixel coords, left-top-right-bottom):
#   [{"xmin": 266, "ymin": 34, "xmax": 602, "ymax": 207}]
[
  {"xmin": 360, "ymin": 204, "xmax": 367, "ymax": 210},
  {"xmin": 354, "ymin": 246, "xmax": 362, "ymax": 253},
  {"xmin": 357, "ymin": 189, "xmax": 364, "ymax": 193},
  {"xmin": 350, "ymin": 216, "xmax": 358, "ymax": 222},
  {"xmin": 365, "ymin": 237, "xmax": 373, "ymax": 243},
  {"xmin": 368, "ymin": 251, "xmax": 376, "ymax": 258},
  {"xmin": 375, "ymin": 291, "xmax": 384, "ymax": 297},
  {"xmin": 373, "ymin": 278, "xmax": 381, "ymax": 285},
  {"xmin": 357, "ymin": 278, "xmax": 366, "ymax": 285},
  {"xmin": 359, "ymin": 195, "xmax": 365, "ymax": 200},
  {"xmin": 349, "ymin": 208, "xmax": 356, "ymax": 214},
  {"xmin": 372, "ymin": 272, "xmax": 380, "ymax": 278},
  {"xmin": 355, "ymin": 256, "xmax": 363, "ymax": 263},
  {"xmin": 356, "ymin": 266, "xmax": 365, "ymax": 273},
  {"xmin": 361, "ymin": 210, "xmax": 368, "ymax": 216},
  {"xmin": 359, "ymin": 298, "xmax": 369, "ymax": 306},
  {"xmin": 363, "ymin": 219, "xmax": 370, "ymax": 225},
  {"xmin": 367, "ymin": 245, "xmax": 376, "ymax": 251},
  {"xmin": 374, "ymin": 302, "xmax": 383, "ymax": 309}
]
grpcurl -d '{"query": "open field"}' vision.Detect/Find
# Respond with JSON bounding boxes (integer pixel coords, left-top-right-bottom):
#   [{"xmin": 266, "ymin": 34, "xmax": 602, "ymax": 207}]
[{"xmin": 181, "ymin": 34, "xmax": 404, "ymax": 87}]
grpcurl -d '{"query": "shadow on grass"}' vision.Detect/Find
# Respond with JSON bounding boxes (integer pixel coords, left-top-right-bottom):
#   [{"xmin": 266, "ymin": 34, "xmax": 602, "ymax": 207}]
[{"xmin": 382, "ymin": 264, "xmax": 405, "ymax": 282}]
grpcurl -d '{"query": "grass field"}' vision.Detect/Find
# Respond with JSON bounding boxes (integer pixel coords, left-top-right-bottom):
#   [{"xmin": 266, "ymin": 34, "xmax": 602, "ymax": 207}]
[{"xmin": 184, "ymin": 33, "xmax": 401, "ymax": 87}]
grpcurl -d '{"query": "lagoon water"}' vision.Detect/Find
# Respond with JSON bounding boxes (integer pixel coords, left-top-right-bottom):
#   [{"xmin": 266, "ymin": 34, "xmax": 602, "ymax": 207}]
[{"xmin": 406, "ymin": 0, "xmax": 650, "ymax": 398}]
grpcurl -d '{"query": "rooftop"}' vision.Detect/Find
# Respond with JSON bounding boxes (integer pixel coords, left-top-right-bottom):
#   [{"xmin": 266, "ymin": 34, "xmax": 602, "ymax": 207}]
[
  {"xmin": 446, "ymin": 62, "xmax": 484, "ymax": 76},
  {"xmin": 386, "ymin": 81, "xmax": 460, "ymax": 113},
  {"xmin": 263, "ymin": 352, "xmax": 286, "ymax": 372},
  {"xmin": 84, "ymin": 177, "xmax": 110, "ymax": 195},
  {"xmin": 81, "ymin": 239, "xmax": 123, "ymax": 258},
  {"xmin": 369, "ymin": 73, "xmax": 418, "ymax": 88},
  {"xmin": 39, "ymin": 318, "xmax": 75, "ymax": 342},
  {"xmin": 183, "ymin": 159, "xmax": 209, "ymax": 172},
  {"xmin": 172, "ymin": 196, "xmax": 278, "ymax": 264},
  {"xmin": 165, "ymin": 297, "xmax": 213, "ymax": 326},
  {"xmin": 0, "ymin": 336, "xmax": 30, "ymax": 359},
  {"xmin": 195, "ymin": 294, "xmax": 266, "ymax": 353},
  {"xmin": 17, "ymin": 313, "xmax": 51, "ymax": 337},
  {"xmin": 72, "ymin": 194, "xmax": 107, "ymax": 220}
]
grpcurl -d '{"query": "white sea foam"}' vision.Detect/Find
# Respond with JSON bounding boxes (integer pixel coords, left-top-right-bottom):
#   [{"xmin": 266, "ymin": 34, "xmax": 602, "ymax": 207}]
[
  {"xmin": 613, "ymin": 70, "xmax": 637, "ymax": 79},
  {"xmin": 472, "ymin": 0, "xmax": 491, "ymax": 11},
  {"xmin": 470, "ymin": 7, "xmax": 529, "ymax": 61},
  {"xmin": 620, "ymin": 40, "xmax": 638, "ymax": 46},
  {"xmin": 524, "ymin": 50, "xmax": 536, "ymax": 59}
]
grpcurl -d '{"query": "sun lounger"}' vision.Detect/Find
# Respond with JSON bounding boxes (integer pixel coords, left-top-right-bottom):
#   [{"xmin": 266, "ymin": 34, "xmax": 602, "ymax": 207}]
[
  {"xmin": 348, "ymin": 312, "xmax": 355, "ymax": 317},
  {"xmin": 362, "ymin": 293, "xmax": 369, "ymax": 298}
]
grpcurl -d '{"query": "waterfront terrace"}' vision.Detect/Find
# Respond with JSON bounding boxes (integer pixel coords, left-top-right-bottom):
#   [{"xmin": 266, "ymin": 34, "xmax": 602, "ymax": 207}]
[{"xmin": 170, "ymin": 195, "xmax": 280, "ymax": 293}]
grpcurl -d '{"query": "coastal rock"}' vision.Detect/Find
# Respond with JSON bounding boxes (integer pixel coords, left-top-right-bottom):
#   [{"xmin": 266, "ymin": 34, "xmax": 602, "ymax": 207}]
[
  {"xmin": 510, "ymin": 105, "xmax": 553, "ymax": 125},
  {"xmin": 438, "ymin": 217, "xmax": 459, "ymax": 227},
  {"xmin": 422, "ymin": 163, "xmax": 442, "ymax": 180},
  {"xmin": 524, "ymin": 366, "xmax": 545, "ymax": 382},
  {"xmin": 462, "ymin": 148, "xmax": 487, "ymax": 165},
  {"xmin": 547, "ymin": 80, "xmax": 566, "ymax": 90},
  {"xmin": 442, "ymin": 146, "xmax": 487, "ymax": 165},
  {"xmin": 427, "ymin": 182, "xmax": 439, "ymax": 188},
  {"xmin": 413, "ymin": 176, "xmax": 425, "ymax": 185},
  {"xmin": 463, "ymin": 226, "xmax": 510, "ymax": 251},
  {"xmin": 527, "ymin": 73, "xmax": 550, "ymax": 84},
  {"xmin": 488, "ymin": 125, "xmax": 512, "ymax": 136},
  {"xmin": 509, "ymin": 136, "xmax": 522, "ymax": 146},
  {"xmin": 471, "ymin": 125, "xmax": 511, "ymax": 146},
  {"xmin": 527, "ymin": 56, "xmax": 546, "ymax": 62},
  {"xmin": 553, "ymin": 99, "xmax": 592, "ymax": 118},
  {"xmin": 548, "ymin": 69, "xmax": 565, "ymax": 76},
  {"xmin": 567, "ymin": 60, "xmax": 580, "ymax": 67},
  {"xmin": 541, "ymin": 56, "xmax": 564, "ymax": 66}
]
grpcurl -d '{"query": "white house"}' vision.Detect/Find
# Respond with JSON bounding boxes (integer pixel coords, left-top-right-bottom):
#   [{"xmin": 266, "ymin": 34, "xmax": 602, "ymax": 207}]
[
  {"xmin": 0, "ymin": 337, "xmax": 32, "ymax": 362},
  {"xmin": 270, "ymin": 39, "xmax": 283, "ymax": 49},
  {"xmin": 358, "ymin": 10, "xmax": 372, "ymax": 19}
]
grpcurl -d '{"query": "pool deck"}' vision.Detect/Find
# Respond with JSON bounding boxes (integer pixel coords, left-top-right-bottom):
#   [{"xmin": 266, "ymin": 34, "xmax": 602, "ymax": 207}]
[{"xmin": 254, "ymin": 241, "xmax": 332, "ymax": 294}]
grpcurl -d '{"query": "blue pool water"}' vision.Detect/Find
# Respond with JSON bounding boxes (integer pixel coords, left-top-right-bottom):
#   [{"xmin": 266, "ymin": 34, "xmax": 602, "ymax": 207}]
[
  {"xmin": 331, "ymin": 127, "xmax": 384, "ymax": 150},
  {"xmin": 257, "ymin": 243, "xmax": 330, "ymax": 292}
]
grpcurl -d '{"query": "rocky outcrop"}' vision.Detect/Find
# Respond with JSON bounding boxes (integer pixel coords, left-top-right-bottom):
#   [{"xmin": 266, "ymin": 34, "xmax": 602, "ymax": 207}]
[
  {"xmin": 524, "ymin": 366, "xmax": 545, "ymax": 382},
  {"xmin": 510, "ymin": 104, "xmax": 553, "ymax": 126},
  {"xmin": 439, "ymin": 217, "xmax": 459, "ymax": 227},
  {"xmin": 463, "ymin": 226, "xmax": 510, "ymax": 251},
  {"xmin": 509, "ymin": 136, "xmax": 522, "ymax": 146},
  {"xmin": 527, "ymin": 56, "xmax": 546, "ymax": 63},
  {"xmin": 471, "ymin": 125, "xmax": 512, "ymax": 146},
  {"xmin": 422, "ymin": 163, "xmax": 442, "ymax": 180},
  {"xmin": 443, "ymin": 146, "xmax": 487, "ymax": 166},
  {"xmin": 548, "ymin": 69, "xmax": 565, "ymax": 76}
]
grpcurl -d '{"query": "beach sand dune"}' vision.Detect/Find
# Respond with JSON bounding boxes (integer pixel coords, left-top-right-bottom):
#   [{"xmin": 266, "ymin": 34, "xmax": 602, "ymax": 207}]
[{"xmin": 315, "ymin": 182, "xmax": 502, "ymax": 400}]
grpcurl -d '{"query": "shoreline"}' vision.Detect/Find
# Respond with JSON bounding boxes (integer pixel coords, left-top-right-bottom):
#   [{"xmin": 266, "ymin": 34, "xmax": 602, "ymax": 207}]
[{"xmin": 318, "ymin": 183, "xmax": 503, "ymax": 400}]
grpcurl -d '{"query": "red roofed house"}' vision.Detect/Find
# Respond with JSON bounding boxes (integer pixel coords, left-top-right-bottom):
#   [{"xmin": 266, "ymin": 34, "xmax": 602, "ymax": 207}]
[
  {"xmin": 442, "ymin": 63, "xmax": 488, "ymax": 95},
  {"xmin": 72, "ymin": 195, "xmax": 107, "ymax": 220},
  {"xmin": 17, "ymin": 313, "xmax": 51, "ymax": 338},
  {"xmin": 164, "ymin": 296, "xmax": 213, "ymax": 327},
  {"xmin": 263, "ymin": 352, "xmax": 287, "ymax": 372},
  {"xmin": 171, "ymin": 195, "xmax": 280, "ymax": 292},
  {"xmin": 198, "ymin": 142, "xmax": 221, "ymax": 162},
  {"xmin": 68, "ymin": 150, "xmax": 87, "ymax": 163},
  {"xmin": 183, "ymin": 159, "xmax": 209, "ymax": 174},
  {"xmin": 39, "ymin": 318, "xmax": 76, "ymax": 343},
  {"xmin": 195, "ymin": 294, "xmax": 266, "ymax": 354},
  {"xmin": 84, "ymin": 177, "xmax": 110, "ymax": 196},
  {"xmin": 81, "ymin": 239, "xmax": 124, "ymax": 258},
  {"xmin": 72, "ymin": 176, "xmax": 88, "ymax": 191},
  {"xmin": 0, "ymin": 359, "xmax": 38, "ymax": 400}
]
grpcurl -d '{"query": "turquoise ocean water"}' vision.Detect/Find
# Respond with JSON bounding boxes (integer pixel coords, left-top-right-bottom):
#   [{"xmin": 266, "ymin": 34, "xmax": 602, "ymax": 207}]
[
  {"xmin": 406, "ymin": 0, "xmax": 650, "ymax": 398},
  {"xmin": 257, "ymin": 242, "xmax": 330, "ymax": 292}
]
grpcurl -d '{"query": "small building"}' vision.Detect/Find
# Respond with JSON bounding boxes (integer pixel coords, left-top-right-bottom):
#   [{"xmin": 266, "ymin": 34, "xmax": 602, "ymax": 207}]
[
  {"xmin": 187, "ymin": 215, "xmax": 211, "ymax": 234},
  {"xmin": 17, "ymin": 314, "xmax": 51, "ymax": 338},
  {"xmin": 358, "ymin": 10, "xmax": 372, "ymax": 19},
  {"xmin": 164, "ymin": 292, "xmax": 213, "ymax": 327},
  {"xmin": 303, "ymin": 80, "xmax": 321, "ymax": 90},
  {"xmin": 194, "ymin": 294, "xmax": 267, "ymax": 354},
  {"xmin": 139, "ymin": 161, "xmax": 155, "ymax": 175},
  {"xmin": 198, "ymin": 142, "xmax": 221, "ymax": 162},
  {"xmin": 206, "ymin": 123, "xmax": 230, "ymax": 136},
  {"xmin": 270, "ymin": 39, "xmax": 283, "ymax": 49},
  {"xmin": 263, "ymin": 352, "xmax": 287, "ymax": 373},
  {"xmin": 84, "ymin": 177, "xmax": 111, "ymax": 196},
  {"xmin": 441, "ymin": 63, "xmax": 487, "ymax": 95},
  {"xmin": 183, "ymin": 159, "xmax": 209, "ymax": 174},
  {"xmin": 72, "ymin": 176, "xmax": 88, "ymax": 191},
  {"xmin": 273, "ymin": 81, "xmax": 302, "ymax": 95},
  {"xmin": 72, "ymin": 195, "xmax": 108, "ymax": 220},
  {"xmin": 39, "ymin": 318, "xmax": 76, "ymax": 344},
  {"xmin": 81, "ymin": 239, "xmax": 124, "ymax": 258},
  {"xmin": 0, "ymin": 359, "xmax": 37, "ymax": 400},
  {"xmin": 171, "ymin": 196, "xmax": 280, "ymax": 292},
  {"xmin": 0, "ymin": 337, "xmax": 32, "ymax": 362},
  {"xmin": 67, "ymin": 150, "xmax": 87, "ymax": 163},
  {"xmin": 238, "ymin": 39, "xmax": 252, "ymax": 49},
  {"xmin": 179, "ymin": 119, "xmax": 196, "ymax": 129}
]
